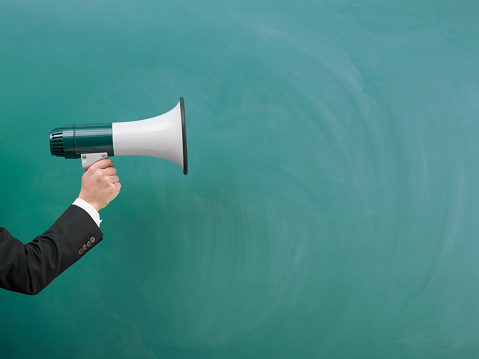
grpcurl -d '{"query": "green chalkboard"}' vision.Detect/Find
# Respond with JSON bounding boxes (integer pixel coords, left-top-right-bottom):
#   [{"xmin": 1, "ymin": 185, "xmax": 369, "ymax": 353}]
[{"xmin": 1, "ymin": 0, "xmax": 479, "ymax": 358}]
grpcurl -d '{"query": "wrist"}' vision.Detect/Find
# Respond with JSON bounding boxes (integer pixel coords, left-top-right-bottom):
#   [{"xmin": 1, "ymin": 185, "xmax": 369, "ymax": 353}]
[{"xmin": 78, "ymin": 195, "xmax": 101, "ymax": 212}]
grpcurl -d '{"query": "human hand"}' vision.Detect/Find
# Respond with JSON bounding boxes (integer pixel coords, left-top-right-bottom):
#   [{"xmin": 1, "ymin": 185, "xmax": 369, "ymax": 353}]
[{"xmin": 78, "ymin": 158, "xmax": 121, "ymax": 211}]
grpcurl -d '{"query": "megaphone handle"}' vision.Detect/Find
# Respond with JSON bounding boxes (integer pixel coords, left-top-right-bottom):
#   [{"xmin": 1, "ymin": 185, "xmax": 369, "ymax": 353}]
[{"xmin": 81, "ymin": 153, "xmax": 109, "ymax": 170}]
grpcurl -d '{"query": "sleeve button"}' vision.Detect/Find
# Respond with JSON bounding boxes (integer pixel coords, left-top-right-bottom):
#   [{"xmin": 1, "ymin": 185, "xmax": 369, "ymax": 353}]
[
  {"xmin": 83, "ymin": 244, "xmax": 88, "ymax": 251},
  {"xmin": 90, "ymin": 236, "xmax": 96, "ymax": 243},
  {"xmin": 78, "ymin": 248, "xmax": 84, "ymax": 255},
  {"xmin": 87, "ymin": 240, "xmax": 92, "ymax": 248}
]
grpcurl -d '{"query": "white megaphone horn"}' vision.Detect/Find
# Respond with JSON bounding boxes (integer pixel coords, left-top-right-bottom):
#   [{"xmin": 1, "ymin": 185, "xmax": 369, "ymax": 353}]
[{"xmin": 50, "ymin": 97, "xmax": 188, "ymax": 175}]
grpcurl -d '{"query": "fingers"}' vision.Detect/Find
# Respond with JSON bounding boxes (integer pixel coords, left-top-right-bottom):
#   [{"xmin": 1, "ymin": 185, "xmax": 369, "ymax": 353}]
[
  {"xmin": 112, "ymin": 182, "xmax": 121, "ymax": 200},
  {"xmin": 89, "ymin": 160, "xmax": 118, "ymax": 181},
  {"xmin": 103, "ymin": 167, "xmax": 117, "ymax": 176},
  {"xmin": 90, "ymin": 158, "xmax": 113, "ymax": 170}
]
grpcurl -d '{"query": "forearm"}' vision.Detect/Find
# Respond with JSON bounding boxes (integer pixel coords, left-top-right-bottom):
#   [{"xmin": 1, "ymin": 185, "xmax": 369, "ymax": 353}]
[{"xmin": 0, "ymin": 205, "xmax": 103, "ymax": 295}]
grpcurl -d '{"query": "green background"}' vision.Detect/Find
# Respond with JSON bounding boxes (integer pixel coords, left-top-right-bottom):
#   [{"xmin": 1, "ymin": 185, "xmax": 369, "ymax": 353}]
[{"xmin": 1, "ymin": 0, "xmax": 479, "ymax": 358}]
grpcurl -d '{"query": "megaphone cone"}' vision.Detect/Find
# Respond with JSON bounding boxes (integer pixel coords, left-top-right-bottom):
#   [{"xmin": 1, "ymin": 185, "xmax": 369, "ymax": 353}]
[
  {"xmin": 112, "ymin": 97, "xmax": 188, "ymax": 174},
  {"xmin": 50, "ymin": 97, "xmax": 188, "ymax": 175}
]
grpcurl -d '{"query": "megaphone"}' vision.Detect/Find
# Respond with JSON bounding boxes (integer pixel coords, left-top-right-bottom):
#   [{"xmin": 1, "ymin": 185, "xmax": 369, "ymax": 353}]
[{"xmin": 50, "ymin": 97, "xmax": 188, "ymax": 175}]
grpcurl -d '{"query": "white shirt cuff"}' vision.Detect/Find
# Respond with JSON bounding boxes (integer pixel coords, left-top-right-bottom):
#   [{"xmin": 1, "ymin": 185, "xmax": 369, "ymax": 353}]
[{"xmin": 72, "ymin": 198, "xmax": 102, "ymax": 227}]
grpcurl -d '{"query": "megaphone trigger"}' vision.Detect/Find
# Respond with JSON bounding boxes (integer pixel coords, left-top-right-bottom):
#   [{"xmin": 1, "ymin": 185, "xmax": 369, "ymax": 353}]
[{"xmin": 81, "ymin": 153, "xmax": 109, "ymax": 170}]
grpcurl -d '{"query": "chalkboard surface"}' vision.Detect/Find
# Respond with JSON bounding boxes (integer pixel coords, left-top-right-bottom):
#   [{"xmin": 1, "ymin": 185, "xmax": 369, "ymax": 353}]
[{"xmin": 1, "ymin": 1, "xmax": 479, "ymax": 358}]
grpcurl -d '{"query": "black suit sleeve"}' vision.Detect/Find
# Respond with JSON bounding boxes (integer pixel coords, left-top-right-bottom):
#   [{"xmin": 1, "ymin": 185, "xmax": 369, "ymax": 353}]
[{"xmin": 0, "ymin": 205, "xmax": 104, "ymax": 295}]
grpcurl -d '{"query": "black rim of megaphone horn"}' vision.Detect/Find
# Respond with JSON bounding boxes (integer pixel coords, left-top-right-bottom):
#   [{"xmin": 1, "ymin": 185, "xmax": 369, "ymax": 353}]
[{"xmin": 180, "ymin": 97, "xmax": 188, "ymax": 175}]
